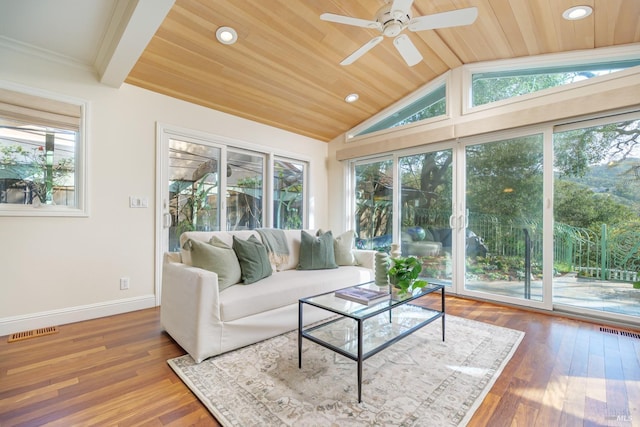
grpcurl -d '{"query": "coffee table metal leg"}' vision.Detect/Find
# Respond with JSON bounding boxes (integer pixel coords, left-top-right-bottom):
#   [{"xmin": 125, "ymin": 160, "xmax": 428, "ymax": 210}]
[
  {"xmin": 357, "ymin": 319, "xmax": 363, "ymax": 403},
  {"xmin": 441, "ymin": 287, "xmax": 445, "ymax": 341},
  {"xmin": 298, "ymin": 301, "xmax": 303, "ymax": 368}
]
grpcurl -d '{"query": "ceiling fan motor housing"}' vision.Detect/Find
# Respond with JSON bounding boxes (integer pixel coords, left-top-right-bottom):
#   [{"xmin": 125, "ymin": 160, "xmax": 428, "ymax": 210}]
[{"xmin": 375, "ymin": 4, "xmax": 412, "ymax": 37}]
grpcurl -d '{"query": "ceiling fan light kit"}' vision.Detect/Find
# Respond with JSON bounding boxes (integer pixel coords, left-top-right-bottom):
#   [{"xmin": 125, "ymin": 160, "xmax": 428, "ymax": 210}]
[{"xmin": 320, "ymin": 0, "xmax": 478, "ymax": 67}]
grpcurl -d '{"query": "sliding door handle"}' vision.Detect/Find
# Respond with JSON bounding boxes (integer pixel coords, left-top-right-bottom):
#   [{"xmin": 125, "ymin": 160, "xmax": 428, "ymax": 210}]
[{"xmin": 163, "ymin": 212, "xmax": 172, "ymax": 228}]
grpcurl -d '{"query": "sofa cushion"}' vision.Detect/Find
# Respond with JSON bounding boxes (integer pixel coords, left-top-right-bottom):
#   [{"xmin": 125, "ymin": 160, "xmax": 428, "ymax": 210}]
[
  {"xmin": 333, "ymin": 230, "xmax": 358, "ymax": 266},
  {"xmin": 233, "ymin": 235, "xmax": 273, "ymax": 284},
  {"xmin": 298, "ymin": 230, "xmax": 338, "ymax": 270},
  {"xmin": 184, "ymin": 238, "xmax": 241, "ymax": 290},
  {"xmin": 218, "ymin": 266, "xmax": 374, "ymax": 322}
]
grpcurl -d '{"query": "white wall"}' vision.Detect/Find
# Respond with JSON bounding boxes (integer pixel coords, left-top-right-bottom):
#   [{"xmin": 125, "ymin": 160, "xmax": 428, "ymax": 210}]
[{"xmin": 0, "ymin": 46, "xmax": 329, "ymax": 335}]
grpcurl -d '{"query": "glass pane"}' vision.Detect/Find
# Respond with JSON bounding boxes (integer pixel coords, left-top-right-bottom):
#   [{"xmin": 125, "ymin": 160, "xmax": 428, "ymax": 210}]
[
  {"xmin": 168, "ymin": 138, "xmax": 221, "ymax": 251},
  {"xmin": 472, "ymin": 59, "xmax": 640, "ymax": 107},
  {"xmin": 354, "ymin": 159, "xmax": 393, "ymax": 250},
  {"xmin": 399, "ymin": 149, "xmax": 453, "ymax": 283},
  {"xmin": 356, "ymin": 84, "xmax": 446, "ymax": 137},
  {"xmin": 0, "ymin": 123, "xmax": 77, "ymax": 206},
  {"xmin": 227, "ymin": 150, "xmax": 264, "ymax": 230},
  {"xmin": 273, "ymin": 158, "xmax": 305, "ymax": 229},
  {"xmin": 465, "ymin": 134, "xmax": 544, "ymax": 302},
  {"xmin": 553, "ymin": 119, "xmax": 640, "ymax": 317}
]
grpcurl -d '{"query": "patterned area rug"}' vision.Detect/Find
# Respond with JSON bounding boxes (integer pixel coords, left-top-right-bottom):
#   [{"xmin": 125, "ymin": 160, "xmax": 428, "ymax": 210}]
[{"xmin": 168, "ymin": 314, "xmax": 524, "ymax": 426}]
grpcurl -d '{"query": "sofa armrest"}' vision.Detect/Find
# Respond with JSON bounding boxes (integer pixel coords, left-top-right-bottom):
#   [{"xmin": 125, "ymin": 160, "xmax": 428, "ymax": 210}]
[
  {"xmin": 161, "ymin": 255, "xmax": 223, "ymax": 362},
  {"xmin": 353, "ymin": 249, "xmax": 376, "ymax": 270}
]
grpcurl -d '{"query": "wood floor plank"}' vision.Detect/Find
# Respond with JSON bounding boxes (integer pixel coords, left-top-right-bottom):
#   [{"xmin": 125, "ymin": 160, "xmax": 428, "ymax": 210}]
[{"xmin": 1, "ymin": 301, "xmax": 639, "ymax": 426}]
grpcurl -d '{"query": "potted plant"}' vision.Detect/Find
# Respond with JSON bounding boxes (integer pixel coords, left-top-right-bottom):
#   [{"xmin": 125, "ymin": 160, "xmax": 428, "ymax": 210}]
[{"xmin": 388, "ymin": 256, "xmax": 428, "ymax": 295}]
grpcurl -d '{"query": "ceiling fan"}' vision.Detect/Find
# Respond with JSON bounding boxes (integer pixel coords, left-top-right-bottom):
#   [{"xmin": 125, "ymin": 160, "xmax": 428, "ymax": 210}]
[{"xmin": 320, "ymin": 0, "xmax": 478, "ymax": 66}]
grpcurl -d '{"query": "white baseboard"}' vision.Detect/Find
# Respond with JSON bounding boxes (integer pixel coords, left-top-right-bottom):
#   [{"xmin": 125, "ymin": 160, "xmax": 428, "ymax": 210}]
[{"xmin": 0, "ymin": 295, "xmax": 157, "ymax": 337}]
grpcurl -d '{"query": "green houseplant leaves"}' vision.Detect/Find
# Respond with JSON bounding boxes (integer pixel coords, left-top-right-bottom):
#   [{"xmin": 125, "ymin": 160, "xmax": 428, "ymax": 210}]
[{"xmin": 388, "ymin": 256, "xmax": 428, "ymax": 294}]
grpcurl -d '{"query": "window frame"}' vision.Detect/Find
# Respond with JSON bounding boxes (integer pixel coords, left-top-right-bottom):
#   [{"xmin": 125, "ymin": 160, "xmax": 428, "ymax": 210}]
[
  {"xmin": 462, "ymin": 44, "xmax": 640, "ymax": 115},
  {"xmin": 345, "ymin": 73, "xmax": 450, "ymax": 143},
  {"xmin": 0, "ymin": 81, "xmax": 89, "ymax": 217}
]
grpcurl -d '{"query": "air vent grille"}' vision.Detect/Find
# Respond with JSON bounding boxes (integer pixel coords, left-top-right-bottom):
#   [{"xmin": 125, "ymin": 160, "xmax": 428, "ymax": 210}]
[
  {"xmin": 600, "ymin": 327, "xmax": 640, "ymax": 340},
  {"xmin": 8, "ymin": 326, "xmax": 59, "ymax": 343}
]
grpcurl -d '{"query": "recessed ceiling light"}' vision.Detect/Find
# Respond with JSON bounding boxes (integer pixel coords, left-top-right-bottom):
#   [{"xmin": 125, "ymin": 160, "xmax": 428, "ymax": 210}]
[
  {"xmin": 562, "ymin": 5, "xmax": 593, "ymax": 20},
  {"xmin": 345, "ymin": 93, "xmax": 359, "ymax": 103},
  {"xmin": 216, "ymin": 26, "xmax": 238, "ymax": 45}
]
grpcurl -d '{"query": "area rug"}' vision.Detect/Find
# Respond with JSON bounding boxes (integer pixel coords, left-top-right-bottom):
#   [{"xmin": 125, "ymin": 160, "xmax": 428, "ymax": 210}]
[{"xmin": 168, "ymin": 313, "xmax": 524, "ymax": 426}]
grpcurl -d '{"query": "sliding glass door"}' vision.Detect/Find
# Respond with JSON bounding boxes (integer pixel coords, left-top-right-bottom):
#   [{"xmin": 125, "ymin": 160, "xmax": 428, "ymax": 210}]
[
  {"xmin": 553, "ymin": 115, "xmax": 640, "ymax": 319},
  {"xmin": 226, "ymin": 149, "xmax": 265, "ymax": 230},
  {"xmin": 352, "ymin": 157, "xmax": 394, "ymax": 251},
  {"xmin": 166, "ymin": 137, "xmax": 222, "ymax": 252},
  {"xmin": 399, "ymin": 147, "xmax": 454, "ymax": 285},
  {"xmin": 347, "ymin": 113, "xmax": 639, "ymax": 322},
  {"xmin": 463, "ymin": 133, "xmax": 545, "ymax": 305}
]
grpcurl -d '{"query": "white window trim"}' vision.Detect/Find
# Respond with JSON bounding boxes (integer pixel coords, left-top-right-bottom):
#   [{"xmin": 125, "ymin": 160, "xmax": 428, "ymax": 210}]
[
  {"xmin": 0, "ymin": 81, "xmax": 89, "ymax": 217},
  {"xmin": 345, "ymin": 72, "xmax": 451, "ymax": 143},
  {"xmin": 462, "ymin": 44, "xmax": 640, "ymax": 115}
]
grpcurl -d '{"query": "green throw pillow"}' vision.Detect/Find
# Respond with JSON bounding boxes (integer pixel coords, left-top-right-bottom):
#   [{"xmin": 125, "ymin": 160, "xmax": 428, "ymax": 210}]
[
  {"xmin": 333, "ymin": 230, "xmax": 357, "ymax": 266},
  {"xmin": 298, "ymin": 230, "xmax": 338, "ymax": 270},
  {"xmin": 232, "ymin": 235, "xmax": 273, "ymax": 284},
  {"xmin": 184, "ymin": 238, "xmax": 241, "ymax": 291}
]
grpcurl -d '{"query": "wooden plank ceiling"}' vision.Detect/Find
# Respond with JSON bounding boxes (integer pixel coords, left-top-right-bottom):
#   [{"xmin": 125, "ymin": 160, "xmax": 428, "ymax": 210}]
[{"xmin": 126, "ymin": 0, "xmax": 640, "ymax": 142}]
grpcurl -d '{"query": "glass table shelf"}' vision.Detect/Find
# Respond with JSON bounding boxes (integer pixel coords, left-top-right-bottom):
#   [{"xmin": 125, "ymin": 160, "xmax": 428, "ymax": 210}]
[{"xmin": 298, "ymin": 281, "xmax": 445, "ymax": 402}]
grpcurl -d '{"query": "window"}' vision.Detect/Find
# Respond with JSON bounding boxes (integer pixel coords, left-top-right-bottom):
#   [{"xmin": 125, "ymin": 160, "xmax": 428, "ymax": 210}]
[
  {"xmin": 471, "ymin": 59, "xmax": 640, "ymax": 107},
  {"xmin": 356, "ymin": 84, "xmax": 446, "ymax": 137},
  {"xmin": 273, "ymin": 157, "xmax": 306, "ymax": 229},
  {"xmin": 0, "ymin": 84, "xmax": 87, "ymax": 216},
  {"xmin": 227, "ymin": 150, "xmax": 265, "ymax": 230},
  {"xmin": 347, "ymin": 78, "xmax": 447, "ymax": 140}
]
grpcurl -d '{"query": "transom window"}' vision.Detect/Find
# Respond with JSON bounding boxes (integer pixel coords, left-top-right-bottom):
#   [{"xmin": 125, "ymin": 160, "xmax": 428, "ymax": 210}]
[{"xmin": 471, "ymin": 59, "xmax": 640, "ymax": 107}]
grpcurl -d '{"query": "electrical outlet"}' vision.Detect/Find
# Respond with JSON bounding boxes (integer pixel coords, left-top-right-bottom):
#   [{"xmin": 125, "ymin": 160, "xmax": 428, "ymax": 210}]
[{"xmin": 120, "ymin": 277, "xmax": 130, "ymax": 290}]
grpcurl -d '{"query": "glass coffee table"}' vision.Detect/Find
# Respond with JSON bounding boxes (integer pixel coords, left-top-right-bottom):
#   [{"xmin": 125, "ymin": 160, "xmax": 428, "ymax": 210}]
[{"xmin": 298, "ymin": 281, "xmax": 445, "ymax": 402}]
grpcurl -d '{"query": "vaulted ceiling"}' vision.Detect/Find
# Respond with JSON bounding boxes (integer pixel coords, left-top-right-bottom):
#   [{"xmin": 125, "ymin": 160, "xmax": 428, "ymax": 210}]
[
  {"xmin": 1, "ymin": 0, "xmax": 639, "ymax": 142},
  {"xmin": 126, "ymin": 0, "xmax": 640, "ymax": 141}
]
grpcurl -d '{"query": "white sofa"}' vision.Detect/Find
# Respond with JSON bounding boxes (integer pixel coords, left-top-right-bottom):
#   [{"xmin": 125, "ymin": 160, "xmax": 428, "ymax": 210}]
[{"xmin": 161, "ymin": 229, "xmax": 375, "ymax": 363}]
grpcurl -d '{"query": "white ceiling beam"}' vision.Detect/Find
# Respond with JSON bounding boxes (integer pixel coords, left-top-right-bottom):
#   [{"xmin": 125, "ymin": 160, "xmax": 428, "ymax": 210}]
[{"xmin": 96, "ymin": 0, "xmax": 175, "ymax": 88}]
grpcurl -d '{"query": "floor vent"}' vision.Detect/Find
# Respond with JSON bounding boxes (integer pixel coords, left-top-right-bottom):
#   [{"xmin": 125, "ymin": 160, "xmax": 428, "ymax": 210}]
[
  {"xmin": 600, "ymin": 327, "xmax": 640, "ymax": 340},
  {"xmin": 8, "ymin": 326, "xmax": 59, "ymax": 343}
]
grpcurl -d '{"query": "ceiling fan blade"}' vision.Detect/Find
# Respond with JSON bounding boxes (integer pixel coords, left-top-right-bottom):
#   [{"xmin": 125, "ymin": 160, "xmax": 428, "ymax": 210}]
[
  {"xmin": 340, "ymin": 36, "xmax": 384, "ymax": 66},
  {"xmin": 408, "ymin": 7, "xmax": 478, "ymax": 31},
  {"xmin": 390, "ymin": 0, "xmax": 414, "ymax": 17},
  {"xmin": 393, "ymin": 34, "xmax": 423, "ymax": 66},
  {"xmin": 320, "ymin": 13, "xmax": 382, "ymax": 30}
]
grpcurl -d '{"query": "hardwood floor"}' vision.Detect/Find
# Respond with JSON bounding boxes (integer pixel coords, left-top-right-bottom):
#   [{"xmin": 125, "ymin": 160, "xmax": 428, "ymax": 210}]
[{"xmin": 1, "ymin": 297, "xmax": 638, "ymax": 426}]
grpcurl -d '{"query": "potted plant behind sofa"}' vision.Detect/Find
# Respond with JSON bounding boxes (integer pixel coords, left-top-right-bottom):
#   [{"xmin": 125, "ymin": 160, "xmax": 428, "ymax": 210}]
[{"xmin": 388, "ymin": 256, "xmax": 428, "ymax": 295}]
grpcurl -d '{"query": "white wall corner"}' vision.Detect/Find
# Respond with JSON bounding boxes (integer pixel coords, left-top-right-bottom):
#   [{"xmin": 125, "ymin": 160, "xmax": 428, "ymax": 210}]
[
  {"xmin": 96, "ymin": 0, "xmax": 175, "ymax": 88},
  {"xmin": 0, "ymin": 295, "xmax": 157, "ymax": 337}
]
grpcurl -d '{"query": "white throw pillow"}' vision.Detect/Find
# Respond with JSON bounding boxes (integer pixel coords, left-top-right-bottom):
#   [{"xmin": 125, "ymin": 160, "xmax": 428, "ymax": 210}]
[{"xmin": 333, "ymin": 230, "xmax": 358, "ymax": 266}]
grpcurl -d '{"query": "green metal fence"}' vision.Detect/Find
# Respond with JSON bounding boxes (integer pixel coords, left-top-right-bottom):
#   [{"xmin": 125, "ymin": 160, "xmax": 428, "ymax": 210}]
[{"xmin": 406, "ymin": 208, "xmax": 639, "ymax": 282}]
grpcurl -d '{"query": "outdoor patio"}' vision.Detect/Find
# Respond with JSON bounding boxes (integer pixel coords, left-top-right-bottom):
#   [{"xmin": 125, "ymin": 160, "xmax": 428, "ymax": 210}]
[{"xmin": 465, "ymin": 272, "xmax": 640, "ymax": 318}]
